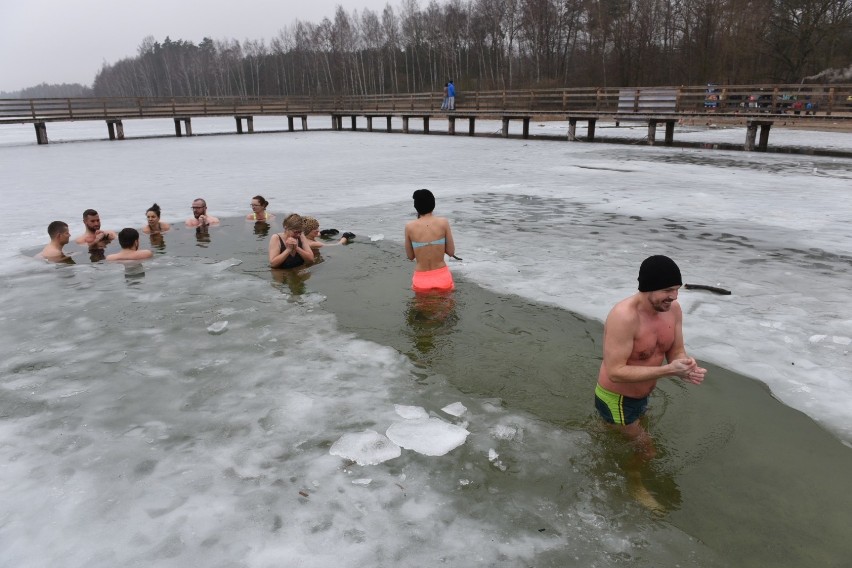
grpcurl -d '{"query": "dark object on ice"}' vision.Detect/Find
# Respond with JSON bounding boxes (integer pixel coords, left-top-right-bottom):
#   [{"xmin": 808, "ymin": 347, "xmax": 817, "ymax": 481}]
[
  {"xmin": 684, "ymin": 283, "xmax": 732, "ymax": 295},
  {"xmin": 320, "ymin": 229, "xmax": 339, "ymax": 237},
  {"xmin": 449, "ymin": 254, "xmax": 463, "ymax": 261},
  {"xmin": 341, "ymin": 232, "xmax": 356, "ymax": 241}
]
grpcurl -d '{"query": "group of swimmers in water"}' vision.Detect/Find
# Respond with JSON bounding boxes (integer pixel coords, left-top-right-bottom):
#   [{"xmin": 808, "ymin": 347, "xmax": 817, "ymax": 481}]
[
  {"xmin": 37, "ymin": 190, "xmax": 456, "ymax": 295},
  {"xmin": 36, "ymin": 186, "xmax": 707, "ymax": 512}
]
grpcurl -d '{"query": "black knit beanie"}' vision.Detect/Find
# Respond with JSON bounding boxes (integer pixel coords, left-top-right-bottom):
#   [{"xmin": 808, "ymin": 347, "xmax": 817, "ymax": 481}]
[{"xmin": 638, "ymin": 255, "xmax": 682, "ymax": 292}]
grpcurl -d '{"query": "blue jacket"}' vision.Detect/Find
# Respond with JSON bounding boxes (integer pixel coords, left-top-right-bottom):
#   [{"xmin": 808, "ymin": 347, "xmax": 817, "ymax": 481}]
[{"xmin": 448, "ymin": 83, "xmax": 455, "ymax": 97}]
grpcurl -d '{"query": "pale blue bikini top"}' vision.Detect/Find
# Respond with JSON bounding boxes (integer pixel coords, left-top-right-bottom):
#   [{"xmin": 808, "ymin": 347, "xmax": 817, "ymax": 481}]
[{"xmin": 411, "ymin": 237, "xmax": 446, "ymax": 249}]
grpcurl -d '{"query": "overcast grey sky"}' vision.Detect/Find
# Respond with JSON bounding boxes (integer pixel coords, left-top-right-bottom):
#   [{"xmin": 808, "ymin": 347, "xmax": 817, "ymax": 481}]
[{"xmin": 0, "ymin": 0, "xmax": 401, "ymax": 93}]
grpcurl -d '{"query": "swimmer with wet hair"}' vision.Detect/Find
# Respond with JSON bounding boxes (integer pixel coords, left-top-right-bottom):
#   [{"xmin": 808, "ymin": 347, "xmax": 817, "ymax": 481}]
[
  {"xmin": 303, "ymin": 216, "xmax": 354, "ymax": 249},
  {"xmin": 247, "ymin": 195, "xmax": 274, "ymax": 221},
  {"xmin": 269, "ymin": 213, "xmax": 315, "ymax": 268},
  {"xmin": 38, "ymin": 221, "xmax": 72, "ymax": 262},
  {"xmin": 75, "ymin": 209, "xmax": 117, "ymax": 245},
  {"xmin": 186, "ymin": 198, "xmax": 220, "ymax": 227},
  {"xmin": 404, "ymin": 189, "xmax": 456, "ymax": 293},
  {"xmin": 106, "ymin": 228, "xmax": 154, "ymax": 261},
  {"xmin": 143, "ymin": 203, "xmax": 170, "ymax": 234}
]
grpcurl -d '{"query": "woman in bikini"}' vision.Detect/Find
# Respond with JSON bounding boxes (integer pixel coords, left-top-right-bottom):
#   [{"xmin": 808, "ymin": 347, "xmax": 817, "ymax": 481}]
[
  {"xmin": 247, "ymin": 195, "xmax": 274, "ymax": 221},
  {"xmin": 268, "ymin": 213, "xmax": 315, "ymax": 269},
  {"xmin": 142, "ymin": 203, "xmax": 170, "ymax": 234},
  {"xmin": 404, "ymin": 189, "xmax": 456, "ymax": 292}
]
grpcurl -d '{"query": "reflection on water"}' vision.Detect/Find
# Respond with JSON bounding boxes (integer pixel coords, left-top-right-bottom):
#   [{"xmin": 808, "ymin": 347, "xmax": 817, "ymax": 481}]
[
  {"xmin": 405, "ymin": 291, "xmax": 458, "ymax": 359},
  {"xmin": 122, "ymin": 262, "xmax": 146, "ymax": 285},
  {"xmin": 253, "ymin": 221, "xmax": 270, "ymax": 238},
  {"xmin": 195, "ymin": 226, "xmax": 211, "ymax": 246},
  {"xmin": 148, "ymin": 232, "xmax": 166, "ymax": 251},
  {"xmin": 270, "ymin": 266, "xmax": 312, "ymax": 295},
  {"xmin": 87, "ymin": 243, "xmax": 108, "ymax": 262}
]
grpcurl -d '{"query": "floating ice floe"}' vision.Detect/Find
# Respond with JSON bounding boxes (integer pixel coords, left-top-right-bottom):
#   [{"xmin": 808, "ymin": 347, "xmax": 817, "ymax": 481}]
[
  {"xmin": 370, "ymin": 234, "xmax": 384, "ymax": 241},
  {"xmin": 386, "ymin": 418, "xmax": 470, "ymax": 456},
  {"xmin": 441, "ymin": 402, "xmax": 467, "ymax": 417},
  {"xmin": 207, "ymin": 321, "xmax": 228, "ymax": 335},
  {"xmin": 352, "ymin": 478, "xmax": 372, "ymax": 486},
  {"xmin": 102, "ymin": 351, "xmax": 127, "ymax": 363},
  {"xmin": 329, "ymin": 430, "xmax": 401, "ymax": 465},
  {"xmin": 395, "ymin": 404, "xmax": 429, "ymax": 420}
]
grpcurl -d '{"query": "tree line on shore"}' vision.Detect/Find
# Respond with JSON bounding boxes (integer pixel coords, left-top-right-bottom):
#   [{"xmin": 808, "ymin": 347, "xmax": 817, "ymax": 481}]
[{"xmin": 14, "ymin": 0, "xmax": 852, "ymax": 99}]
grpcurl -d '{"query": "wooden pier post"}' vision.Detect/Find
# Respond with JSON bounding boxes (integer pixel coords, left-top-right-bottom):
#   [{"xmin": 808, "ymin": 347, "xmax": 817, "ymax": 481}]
[
  {"xmin": 664, "ymin": 121, "xmax": 675, "ymax": 146},
  {"xmin": 502, "ymin": 117, "xmax": 510, "ymax": 137},
  {"xmin": 235, "ymin": 117, "xmax": 251, "ymax": 134},
  {"xmin": 647, "ymin": 120, "xmax": 658, "ymax": 145},
  {"xmin": 173, "ymin": 118, "xmax": 191, "ymax": 137},
  {"xmin": 350, "ymin": 115, "xmax": 357, "ymax": 131},
  {"xmin": 34, "ymin": 122, "xmax": 48, "ymax": 145},
  {"xmin": 468, "ymin": 117, "xmax": 476, "ymax": 136},
  {"xmin": 367, "ymin": 116, "xmax": 373, "ymax": 132},
  {"xmin": 386, "ymin": 116, "xmax": 392, "ymax": 132},
  {"xmin": 106, "ymin": 120, "xmax": 125, "ymax": 140},
  {"xmin": 448, "ymin": 116, "xmax": 456, "ymax": 135},
  {"xmin": 568, "ymin": 119, "xmax": 577, "ymax": 141},
  {"xmin": 745, "ymin": 122, "xmax": 758, "ymax": 151},
  {"xmin": 522, "ymin": 117, "xmax": 530, "ymax": 139},
  {"xmin": 423, "ymin": 116, "xmax": 430, "ymax": 134},
  {"xmin": 758, "ymin": 123, "xmax": 771, "ymax": 151},
  {"xmin": 587, "ymin": 119, "xmax": 597, "ymax": 141},
  {"xmin": 402, "ymin": 117, "xmax": 409, "ymax": 133},
  {"xmin": 301, "ymin": 116, "xmax": 308, "ymax": 131},
  {"xmin": 288, "ymin": 116, "xmax": 295, "ymax": 131}
]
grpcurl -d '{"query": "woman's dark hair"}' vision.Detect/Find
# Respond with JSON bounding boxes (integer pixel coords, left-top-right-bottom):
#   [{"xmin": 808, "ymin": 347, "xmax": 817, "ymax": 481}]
[
  {"xmin": 412, "ymin": 189, "xmax": 435, "ymax": 217},
  {"xmin": 253, "ymin": 195, "xmax": 269, "ymax": 207},
  {"xmin": 146, "ymin": 203, "xmax": 161, "ymax": 218}
]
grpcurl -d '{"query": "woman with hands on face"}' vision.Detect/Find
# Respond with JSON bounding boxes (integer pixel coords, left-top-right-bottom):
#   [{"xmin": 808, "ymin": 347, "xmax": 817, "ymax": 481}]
[{"xmin": 268, "ymin": 213, "xmax": 315, "ymax": 269}]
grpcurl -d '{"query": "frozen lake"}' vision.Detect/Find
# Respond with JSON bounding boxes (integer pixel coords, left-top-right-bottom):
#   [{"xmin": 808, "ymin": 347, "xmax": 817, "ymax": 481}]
[{"xmin": 1, "ymin": 119, "xmax": 851, "ymax": 566}]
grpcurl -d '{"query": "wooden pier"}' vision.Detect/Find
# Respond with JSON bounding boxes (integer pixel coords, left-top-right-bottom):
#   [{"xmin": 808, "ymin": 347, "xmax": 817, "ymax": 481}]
[{"xmin": 1, "ymin": 84, "xmax": 850, "ymax": 152}]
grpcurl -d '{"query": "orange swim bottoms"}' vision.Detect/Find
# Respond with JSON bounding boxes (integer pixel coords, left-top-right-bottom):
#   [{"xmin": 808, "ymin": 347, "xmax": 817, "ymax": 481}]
[{"xmin": 412, "ymin": 265, "xmax": 455, "ymax": 292}]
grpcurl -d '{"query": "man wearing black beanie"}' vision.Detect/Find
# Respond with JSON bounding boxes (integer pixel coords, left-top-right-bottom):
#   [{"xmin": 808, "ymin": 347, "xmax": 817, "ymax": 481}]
[{"xmin": 594, "ymin": 255, "xmax": 706, "ymax": 507}]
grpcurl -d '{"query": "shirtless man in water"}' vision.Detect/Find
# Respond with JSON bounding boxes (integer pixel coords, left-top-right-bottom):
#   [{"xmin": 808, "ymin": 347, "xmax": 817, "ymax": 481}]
[
  {"xmin": 186, "ymin": 198, "xmax": 220, "ymax": 227},
  {"xmin": 596, "ymin": 255, "xmax": 706, "ymax": 449},
  {"xmin": 75, "ymin": 209, "xmax": 117, "ymax": 246},
  {"xmin": 595, "ymin": 255, "xmax": 706, "ymax": 509},
  {"xmin": 106, "ymin": 228, "xmax": 154, "ymax": 261},
  {"xmin": 38, "ymin": 221, "xmax": 71, "ymax": 262}
]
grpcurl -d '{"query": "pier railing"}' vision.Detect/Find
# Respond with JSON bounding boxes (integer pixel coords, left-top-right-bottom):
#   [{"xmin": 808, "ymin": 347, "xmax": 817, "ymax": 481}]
[{"xmin": 2, "ymin": 84, "xmax": 851, "ymax": 123}]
